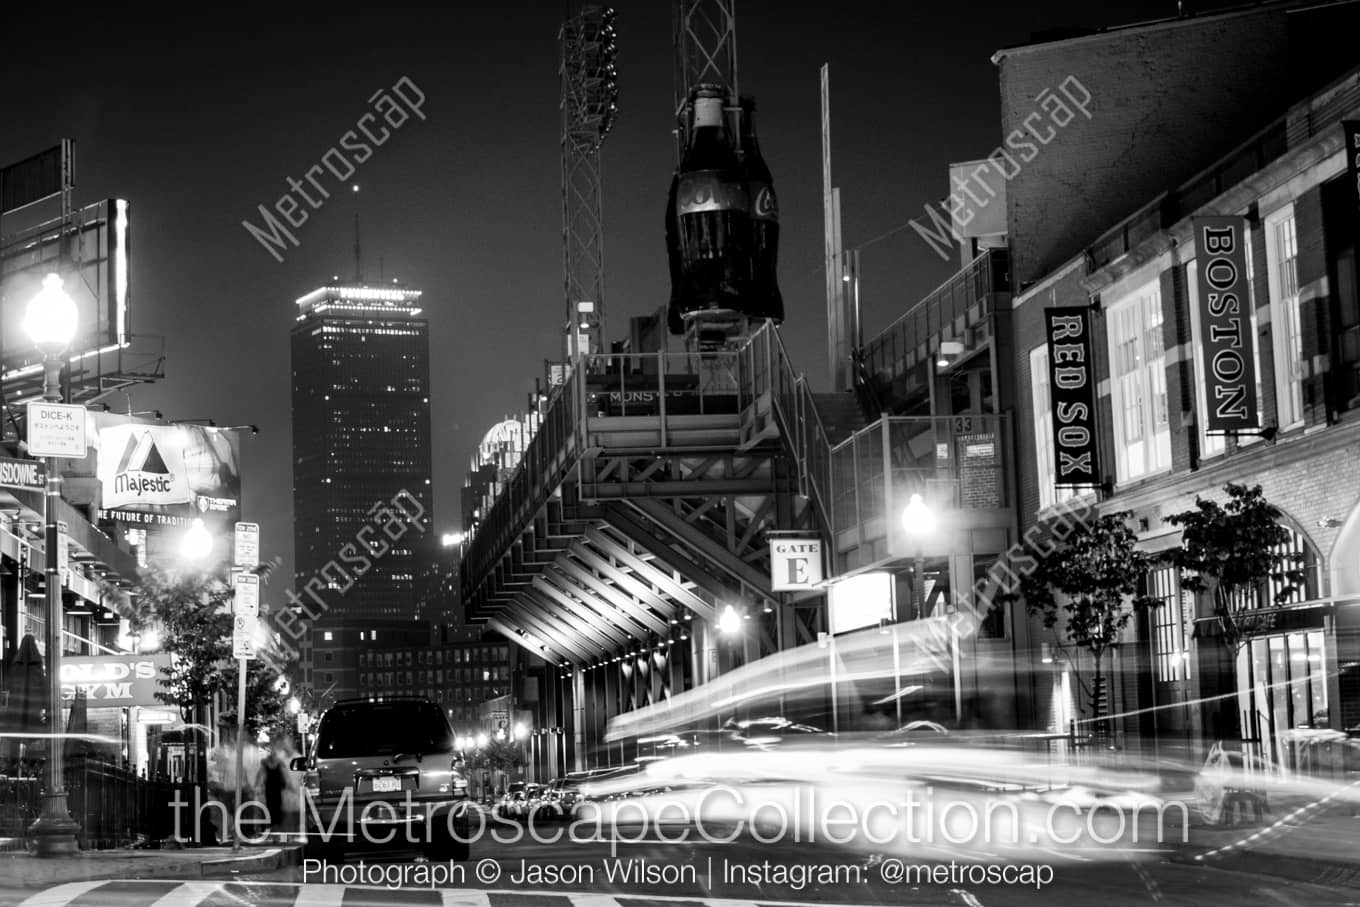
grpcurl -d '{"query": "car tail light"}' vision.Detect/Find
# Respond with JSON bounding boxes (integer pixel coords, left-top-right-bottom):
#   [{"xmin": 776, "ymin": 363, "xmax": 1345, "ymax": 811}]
[{"xmin": 451, "ymin": 760, "xmax": 468, "ymax": 794}]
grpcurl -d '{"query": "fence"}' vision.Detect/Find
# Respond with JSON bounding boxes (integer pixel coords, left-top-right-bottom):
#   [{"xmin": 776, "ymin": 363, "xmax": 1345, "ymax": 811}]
[{"xmin": 0, "ymin": 756, "xmax": 200, "ymax": 849}]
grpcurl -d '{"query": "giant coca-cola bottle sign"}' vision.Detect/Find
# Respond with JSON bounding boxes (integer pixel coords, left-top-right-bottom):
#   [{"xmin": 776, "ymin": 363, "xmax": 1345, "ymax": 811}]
[
  {"xmin": 669, "ymin": 90, "xmax": 752, "ymax": 322},
  {"xmin": 741, "ymin": 97, "xmax": 783, "ymax": 322},
  {"xmin": 676, "ymin": 172, "xmax": 749, "ymax": 215}
]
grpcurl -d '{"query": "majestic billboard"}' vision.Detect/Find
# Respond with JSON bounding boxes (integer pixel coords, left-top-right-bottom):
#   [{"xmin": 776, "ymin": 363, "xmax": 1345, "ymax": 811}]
[
  {"xmin": 92, "ymin": 416, "xmax": 240, "ymax": 530},
  {"xmin": 1193, "ymin": 216, "xmax": 1258, "ymax": 432},
  {"xmin": 1044, "ymin": 307, "xmax": 1100, "ymax": 487}
]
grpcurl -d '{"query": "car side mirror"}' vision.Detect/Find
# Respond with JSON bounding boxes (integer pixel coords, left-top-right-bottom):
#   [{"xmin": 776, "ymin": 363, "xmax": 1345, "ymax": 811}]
[{"xmin": 290, "ymin": 757, "xmax": 307, "ymax": 772}]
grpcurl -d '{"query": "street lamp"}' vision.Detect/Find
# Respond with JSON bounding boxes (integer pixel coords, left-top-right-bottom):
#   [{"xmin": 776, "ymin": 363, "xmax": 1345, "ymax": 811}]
[
  {"xmin": 901, "ymin": 492, "xmax": 962, "ymax": 723},
  {"xmin": 717, "ymin": 605, "xmax": 742, "ymax": 636},
  {"xmin": 180, "ymin": 518, "xmax": 214, "ymax": 561},
  {"xmin": 900, "ymin": 493, "xmax": 936, "ymax": 620},
  {"xmin": 25, "ymin": 273, "xmax": 80, "ymax": 856}
]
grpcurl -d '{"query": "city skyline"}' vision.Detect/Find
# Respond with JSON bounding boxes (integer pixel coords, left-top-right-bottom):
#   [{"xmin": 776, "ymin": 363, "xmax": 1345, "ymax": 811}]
[{"xmin": 0, "ymin": 0, "xmax": 1174, "ymax": 599}]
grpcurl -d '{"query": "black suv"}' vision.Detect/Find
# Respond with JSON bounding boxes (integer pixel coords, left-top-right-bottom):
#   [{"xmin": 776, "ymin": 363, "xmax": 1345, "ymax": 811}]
[{"xmin": 292, "ymin": 698, "xmax": 470, "ymax": 861}]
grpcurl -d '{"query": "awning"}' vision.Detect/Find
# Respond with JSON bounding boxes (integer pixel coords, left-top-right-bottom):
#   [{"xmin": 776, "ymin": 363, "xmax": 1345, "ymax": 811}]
[{"xmin": 1192, "ymin": 605, "xmax": 1327, "ymax": 639}]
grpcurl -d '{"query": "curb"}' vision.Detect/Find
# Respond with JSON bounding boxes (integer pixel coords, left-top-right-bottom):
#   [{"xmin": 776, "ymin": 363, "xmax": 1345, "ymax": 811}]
[
  {"xmin": 5, "ymin": 845, "xmax": 304, "ymax": 890},
  {"xmin": 199, "ymin": 845, "xmax": 303, "ymax": 877}
]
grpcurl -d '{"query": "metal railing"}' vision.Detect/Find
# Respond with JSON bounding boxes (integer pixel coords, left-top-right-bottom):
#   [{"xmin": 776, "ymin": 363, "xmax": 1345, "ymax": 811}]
[
  {"xmin": 463, "ymin": 349, "xmax": 750, "ymax": 587},
  {"xmin": 859, "ymin": 248, "xmax": 1010, "ymax": 407},
  {"xmin": 0, "ymin": 756, "xmax": 198, "ymax": 848},
  {"xmin": 742, "ymin": 323, "xmax": 835, "ymax": 534},
  {"xmin": 828, "ymin": 413, "xmax": 1011, "ymax": 558},
  {"xmin": 464, "ymin": 324, "xmax": 1012, "ymax": 592}
]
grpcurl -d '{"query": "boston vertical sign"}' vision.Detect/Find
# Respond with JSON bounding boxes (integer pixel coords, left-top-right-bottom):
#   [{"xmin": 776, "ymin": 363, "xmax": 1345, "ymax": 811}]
[
  {"xmin": 1193, "ymin": 216, "xmax": 1258, "ymax": 432},
  {"xmin": 1344, "ymin": 121, "xmax": 1360, "ymax": 208},
  {"xmin": 1044, "ymin": 307, "xmax": 1100, "ymax": 487}
]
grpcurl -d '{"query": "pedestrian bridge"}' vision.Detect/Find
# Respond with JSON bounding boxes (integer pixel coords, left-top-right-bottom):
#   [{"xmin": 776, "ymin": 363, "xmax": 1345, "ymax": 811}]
[{"xmin": 460, "ymin": 321, "xmax": 1015, "ymax": 764}]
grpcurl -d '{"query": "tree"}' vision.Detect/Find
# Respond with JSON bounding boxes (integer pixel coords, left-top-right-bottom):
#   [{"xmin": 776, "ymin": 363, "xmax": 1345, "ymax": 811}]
[
  {"xmin": 1009, "ymin": 511, "xmax": 1160, "ymax": 734},
  {"xmin": 220, "ymin": 656, "xmax": 294, "ymax": 743},
  {"xmin": 127, "ymin": 566, "xmax": 234, "ymax": 784},
  {"xmin": 1165, "ymin": 483, "xmax": 1305, "ymax": 656},
  {"xmin": 466, "ymin": 738, "xmax": 524, "ymax": 775},
  {"xmin": 128, "ymin": 568, "xmax": 233, "ymax": 721}
]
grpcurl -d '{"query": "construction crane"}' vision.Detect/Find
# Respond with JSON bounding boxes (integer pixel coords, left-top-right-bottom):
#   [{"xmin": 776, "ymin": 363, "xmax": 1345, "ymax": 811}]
[{"xmin": 559, "ymin": 5, "xmax": 619, "ymax": 364}]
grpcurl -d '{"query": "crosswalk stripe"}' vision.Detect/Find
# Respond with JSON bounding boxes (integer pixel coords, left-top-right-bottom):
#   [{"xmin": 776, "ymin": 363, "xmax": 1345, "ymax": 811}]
[
  {"xmin": 561, "ymin": 896, "xmax": 619, "ymax": 907},
  {"xmin": 148, "ymin": 881, "xmax": 223, "ymax": 907},
  {"xmin": 20, "ymin": 881, "xmax": 900, "ymax": 907},
  {"xmin": 291, "ymin": 883, "xmax": 346, "ymax": 906},
  {"xmin": 16, "ymin": 881, "xmax": 110, "ymax": 907}
]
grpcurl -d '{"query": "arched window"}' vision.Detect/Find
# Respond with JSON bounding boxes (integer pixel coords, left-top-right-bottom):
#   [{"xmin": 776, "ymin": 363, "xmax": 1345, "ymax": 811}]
[{"xmin": 1223, "ymin": 523, "xmax": 1322, "ymax": 612}]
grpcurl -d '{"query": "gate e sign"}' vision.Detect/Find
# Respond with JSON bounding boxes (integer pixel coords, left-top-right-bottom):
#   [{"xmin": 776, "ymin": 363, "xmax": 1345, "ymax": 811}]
[{"xmin": 770, "ymin": 538, "xmax": 824, "ymax": 591}]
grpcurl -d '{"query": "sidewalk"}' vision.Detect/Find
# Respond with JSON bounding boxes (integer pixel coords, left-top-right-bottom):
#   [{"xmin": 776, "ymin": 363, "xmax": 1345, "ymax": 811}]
[{"xmin": 0, "ymin": 842, "xmax": 302, "ymax": 890}]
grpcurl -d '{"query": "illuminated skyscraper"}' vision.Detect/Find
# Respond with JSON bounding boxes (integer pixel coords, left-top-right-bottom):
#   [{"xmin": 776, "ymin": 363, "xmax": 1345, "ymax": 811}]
[{"xmin": 290, "ymin": 282, "xmax": 433, "ymax": 626}]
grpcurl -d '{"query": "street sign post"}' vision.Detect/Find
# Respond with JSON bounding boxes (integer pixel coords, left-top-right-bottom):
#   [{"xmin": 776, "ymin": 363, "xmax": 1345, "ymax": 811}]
[
  {"xmin": 231, "ymin": 613, "xmax": 257, "ymax": 658},
  {"xmin": 233, "ymin": 522, "xmax": 259, "ymax": 568},
  {"xmin": 232, "ymin": 653, "xmax": 247, "ymax": 853},
  {"xmin": 233, "ymin": 573, "xmax": 260, "ymax": 619},
  {"xmin": 26, "ymin": 402, "xmax": 86, "ymax": 458}
]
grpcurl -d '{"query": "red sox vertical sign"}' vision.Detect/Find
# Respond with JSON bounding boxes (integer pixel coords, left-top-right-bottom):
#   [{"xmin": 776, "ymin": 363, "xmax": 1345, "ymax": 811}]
[{"xmin": 1045, "ymin": 307, "xmax": 1100, "ymax": 487}]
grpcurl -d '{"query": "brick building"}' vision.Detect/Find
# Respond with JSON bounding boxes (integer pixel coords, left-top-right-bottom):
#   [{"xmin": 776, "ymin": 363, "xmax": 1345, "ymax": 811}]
[{"xmin": 1005, "ymin": 29, "xmax": 1360, "ymax": 760}]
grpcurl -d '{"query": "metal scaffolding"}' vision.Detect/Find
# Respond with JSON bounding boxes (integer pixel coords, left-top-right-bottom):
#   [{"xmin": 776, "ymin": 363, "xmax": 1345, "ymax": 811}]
[{"xmin": 559, "ymin": 6, "xmax": 619, "ymax": 362}]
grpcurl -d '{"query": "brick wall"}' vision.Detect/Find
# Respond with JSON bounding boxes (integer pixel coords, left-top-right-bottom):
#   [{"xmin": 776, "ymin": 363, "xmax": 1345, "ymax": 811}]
[{"xmin": 999, "ymin": 9, "xmax": 1295, "ymax": 288}]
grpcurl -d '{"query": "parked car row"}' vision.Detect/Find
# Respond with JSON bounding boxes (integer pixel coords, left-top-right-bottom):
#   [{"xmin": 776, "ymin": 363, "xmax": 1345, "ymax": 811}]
[{"xmin": 492, "ymin": 767, "xmax": 639, "ymax": 822}]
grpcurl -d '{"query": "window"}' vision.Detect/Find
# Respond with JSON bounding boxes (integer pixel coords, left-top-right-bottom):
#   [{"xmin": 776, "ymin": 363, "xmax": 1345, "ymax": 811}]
[
  {"xmin": 1146, "ymin": 566, "xmax": 1190, "ymax": 683},
  {"xmin": 1028, "ymin": 345, "xmax": 1080, "ymax": 512},
  {"xmin": 323, "ymin": 631, "xmax": 333, "ymax": 641},
  {"xmin": 1107, "ymin": 283, "xmax": 1170, "ymax": 481},
  {"xmin": 1265, "ymin": 206, "xmax": 1304, "ymax": 429}
]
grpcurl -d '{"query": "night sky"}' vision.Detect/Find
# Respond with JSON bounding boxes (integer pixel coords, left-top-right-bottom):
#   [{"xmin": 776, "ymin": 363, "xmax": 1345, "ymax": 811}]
[{"xmin": 2, "ymin": 1, "xmax": 1176, "ymax": 599}]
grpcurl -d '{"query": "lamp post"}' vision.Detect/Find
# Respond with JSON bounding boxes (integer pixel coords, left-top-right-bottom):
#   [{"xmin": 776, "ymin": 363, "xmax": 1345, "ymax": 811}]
[
  {"xmin": 25, "ymin": 273, "xmax": 80, "ymax": 856},
  {"xmin": 900, "ymin": 493, "xmax": 936, "ymax": 621},
  {"xmin": 900, "ymin": 492, "xmax": 963, "ymax": 723}
]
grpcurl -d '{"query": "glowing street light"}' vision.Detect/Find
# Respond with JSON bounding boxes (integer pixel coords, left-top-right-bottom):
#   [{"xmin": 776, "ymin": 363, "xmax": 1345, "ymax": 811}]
[
  {"xmin": 24, "ymin": 274, "xmax": 79, "ymax": 356},
  {"xmin": 900, "ymin": 493, "xmax": 937, "ymax": 537},
  {"xmin": 180, "ymin": 518, "xmax": 214, "ymax": 561},
  {"xmin": 513, "ymin": 722, "xmax": 528, "ymax": 741},
  {"xmin": 717, "ymin": 605, "xmax": 742, "ymax": 636},
  {"xmin": 287, "ymin": 696, "xmax": 301, "ymax": 715},
  {"xmin": 25, "ymin": 272, "xmax": 81, "ymax": 855},
  {"xmin": 474, "ymin": 732, "xmax": 489, "ymax": 749}
]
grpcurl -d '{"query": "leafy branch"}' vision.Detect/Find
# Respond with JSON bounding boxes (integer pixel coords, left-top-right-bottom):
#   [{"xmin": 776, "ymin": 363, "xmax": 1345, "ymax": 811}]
[{"xmin": 1164, "ymin": 483, "xmax": 1304, "ymax": 655}]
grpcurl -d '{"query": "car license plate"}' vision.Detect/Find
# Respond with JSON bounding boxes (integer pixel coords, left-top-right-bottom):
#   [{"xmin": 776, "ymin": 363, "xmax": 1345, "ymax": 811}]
[{"xmin": 372, "ymin": 776, "xmax": 402, "ymax": 793}]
